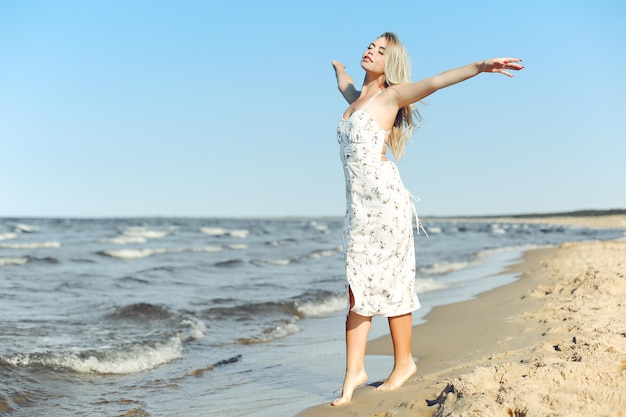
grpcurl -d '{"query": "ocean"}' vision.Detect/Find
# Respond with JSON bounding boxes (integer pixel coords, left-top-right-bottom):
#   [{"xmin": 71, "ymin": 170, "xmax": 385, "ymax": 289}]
[{"xmin": 1, "ymin": 216, "xmax": 623, "ymax": 416}]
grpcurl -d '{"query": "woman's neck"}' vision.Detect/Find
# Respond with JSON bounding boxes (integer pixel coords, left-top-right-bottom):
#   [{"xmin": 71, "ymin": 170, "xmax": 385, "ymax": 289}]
[{"xmin": 361, "ymin": 74, "xmax": 386, "ymax": 96}]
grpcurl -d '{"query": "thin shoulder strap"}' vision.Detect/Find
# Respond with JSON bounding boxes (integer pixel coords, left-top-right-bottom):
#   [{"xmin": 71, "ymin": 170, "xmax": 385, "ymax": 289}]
[{"xmin": 364, "ymin": 89, "xmax": 385, "ymax": 110}]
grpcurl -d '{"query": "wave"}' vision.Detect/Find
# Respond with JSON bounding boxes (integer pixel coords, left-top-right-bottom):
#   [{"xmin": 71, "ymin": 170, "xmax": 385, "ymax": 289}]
[
  {"xmin": 99, "ymin": 245, "xmax": 222, "ymax": 259},
  {"xmin": 191, "ymin": 246, "xmax": 223, "ymax": 253},
  {"xmin": 100, "ymin": 236, "xmax": 147, "ymax": 244},
  {"xmin": 107, "ymin": 302, "xmax": 173, "ymax": 320},
  {"xmin": 0, "ymin": 241, "xmax": 60, "ymax": 249},
  {"xmin": 27, "ymin": 256, "xmax": 60, "ymax": 264},
  {"xmin": 2, "ymin": 338, "xmax": 184, "ymax": 374},
  {"xmin": 224, "ymin": 244, "xmax": 247, "ymax": 250},
  {"xmin": 419, "ymin": 260, "xmax": 473, "ymax": 275},
  {"xmin": 490, "ymin": 223, "xmax": 507, "ymax": 235},
  {"xmin": 99, "ymin": 248, "xmax": 173, "ymax": 259},
  {"xmin": 295, "ymin": 292, "xmax": 346, "ymax": 317},
  {"xmin": 99, "ymin": 226, "xmax": 177, "ymax": 244},
  {"xmin": 254, "ymin": 258, "xmax": 292, "ymax": 266},
  {"xmin": 419, "ymin": 244, "xmax": 552, "ymax": 278},
  {"xmin": 0, "ymin": 303, "xmax": 208, "ymax": 375},
  {"xmin": 0, "ymin": 257, "xmax": 29, "ymax": 266},
  {"xmin": 121, "ymin": 226, "xmax": 175, "ymax": 239},
  {"xmin": 0, "ymin": 232, "xmax": 17, "ymax": 241},
  {"xmin": 310, "ymin": 221, "xmax": 329, "ymax": 233},
  {"xmin": 265, "ymin": 238, "xmax": 296, "ymax": 246},
  {"xmin": 237, "ymin": 319, "xmax": 301, "ymax": 345},
  {"xmin": 1, "ymin": 317, "xmax": 206, "ymax": 375},
  {"xmin": 415, "ymin": 277, "xmax": 449, "ymax": 293},
  {"xmin": 252, "ymin": 246, "xmax": 343, "ymax": 267},
  {"xmin": 214, "ymin": 259, "xmax": 246, "ymax": 268},
  {"xmin": 308, "ymin": 247, "xmax": 343, "ymax": 258},
  {"xmin": 200, "ymin": 227, "xmax": 249, "ymax": 238},
  {"xmin": 11, "ymin": 223, "xmax": 38, "ymax": 233},
  {"xmin": 204, "ymin": 290, "xmax": 345, "ymax": 321}
]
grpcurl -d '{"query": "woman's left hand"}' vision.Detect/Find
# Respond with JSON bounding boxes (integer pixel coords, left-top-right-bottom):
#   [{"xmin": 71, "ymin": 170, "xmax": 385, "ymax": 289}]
[{"xmin": 480, "ymin": 58, "xmax": 524, "ymax": 77}]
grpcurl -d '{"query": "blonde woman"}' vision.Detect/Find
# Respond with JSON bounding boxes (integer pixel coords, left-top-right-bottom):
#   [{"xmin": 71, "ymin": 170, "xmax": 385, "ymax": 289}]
[{"xmin": 332, "ymin": 32, "xmax": 523, "ymax": 406}]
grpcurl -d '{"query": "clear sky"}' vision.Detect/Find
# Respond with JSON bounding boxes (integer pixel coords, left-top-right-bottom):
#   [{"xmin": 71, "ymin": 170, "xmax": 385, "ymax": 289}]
[{"xmin": 1, "ymin": 0, "xmax": 624, "ymax": 218}]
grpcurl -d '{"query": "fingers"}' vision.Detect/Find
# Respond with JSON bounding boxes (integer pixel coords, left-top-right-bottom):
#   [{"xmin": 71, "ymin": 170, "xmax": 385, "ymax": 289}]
[
  {"xmin": 502, "ymin": 58, "xmax": 524, "ymax": 68},
  {"xmin": 500, "ymin": 58, "xmax": 524, "ymax": 76}
]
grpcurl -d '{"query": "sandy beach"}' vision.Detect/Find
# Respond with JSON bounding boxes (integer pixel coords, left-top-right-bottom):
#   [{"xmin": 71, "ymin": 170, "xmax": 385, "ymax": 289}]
[{"xmin": 296, "ymin": 214, "xmax": 626, "ymax": 417}]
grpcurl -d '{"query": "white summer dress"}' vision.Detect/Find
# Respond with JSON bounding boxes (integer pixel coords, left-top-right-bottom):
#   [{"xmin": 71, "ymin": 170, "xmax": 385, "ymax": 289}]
[{"xmin": 337, "ymin": 91, "xmax": 422, "ymax": 317}]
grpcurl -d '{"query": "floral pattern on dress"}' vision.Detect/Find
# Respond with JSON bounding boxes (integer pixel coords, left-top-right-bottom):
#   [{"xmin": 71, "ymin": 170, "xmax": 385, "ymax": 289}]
[{"xmin": 337, "ymin": 109, "xmax": 421, "ymax": 317}]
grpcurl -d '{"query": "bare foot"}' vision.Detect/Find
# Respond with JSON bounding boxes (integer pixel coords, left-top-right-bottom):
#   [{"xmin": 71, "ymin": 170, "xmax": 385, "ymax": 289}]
[
  {"xmin": 331, "ymin": 370, "xmax": 368, "ymax": 406},
  {"xmin": 375, "ymin": 361, "xmax": 417, "ymax": 392}
]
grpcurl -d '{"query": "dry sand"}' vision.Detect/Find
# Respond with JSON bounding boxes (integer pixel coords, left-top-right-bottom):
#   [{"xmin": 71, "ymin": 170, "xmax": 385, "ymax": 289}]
[{"xmin": 296, "ymin": 215, "xmax": 626, "ymax": 417}]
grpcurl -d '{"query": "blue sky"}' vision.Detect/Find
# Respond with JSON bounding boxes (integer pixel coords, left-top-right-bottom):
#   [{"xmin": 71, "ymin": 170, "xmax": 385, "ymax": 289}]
[{"xmin": 1, "ymin": 0, "xmax": 624, "ymax": 218}]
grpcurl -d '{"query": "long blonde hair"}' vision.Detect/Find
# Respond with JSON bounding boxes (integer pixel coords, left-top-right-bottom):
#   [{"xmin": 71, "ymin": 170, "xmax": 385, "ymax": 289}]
[{"xmin": 380, "ymin": 32, "xmax": 421, "ymax": 160}]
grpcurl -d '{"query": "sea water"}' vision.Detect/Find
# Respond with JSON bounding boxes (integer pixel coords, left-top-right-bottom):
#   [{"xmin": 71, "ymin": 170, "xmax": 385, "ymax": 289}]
[{"xmin": 0, "ymin": 217, "xmax": 623, "ymax": 416}]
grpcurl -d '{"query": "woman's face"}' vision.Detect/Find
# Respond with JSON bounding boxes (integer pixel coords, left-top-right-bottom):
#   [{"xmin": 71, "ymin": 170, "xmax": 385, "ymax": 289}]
[{"xmin": 361, "ymin": 37, "xmax": 387, "ymax": 74}]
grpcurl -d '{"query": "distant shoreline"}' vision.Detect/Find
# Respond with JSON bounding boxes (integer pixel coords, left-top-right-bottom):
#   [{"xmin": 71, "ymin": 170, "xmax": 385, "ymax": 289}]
[{"xmin": 430, "ymin": 208, "xmax": 626, "ymax": 219}]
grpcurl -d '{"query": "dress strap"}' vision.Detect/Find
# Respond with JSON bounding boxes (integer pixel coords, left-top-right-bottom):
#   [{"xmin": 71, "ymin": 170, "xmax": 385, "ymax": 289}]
[{"xmin": 364, "ymin": 89, "xmax": 385, "ymax": 111}]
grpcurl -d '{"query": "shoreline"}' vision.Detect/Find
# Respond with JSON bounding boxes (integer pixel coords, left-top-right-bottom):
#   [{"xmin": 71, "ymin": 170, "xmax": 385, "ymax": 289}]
[{"xmin": 296, "ymin": 216, "xmax": 626, "ymax": 416}]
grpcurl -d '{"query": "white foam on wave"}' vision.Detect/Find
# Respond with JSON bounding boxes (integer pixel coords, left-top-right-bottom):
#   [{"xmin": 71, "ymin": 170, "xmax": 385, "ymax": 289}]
[
  {"xmin": 419, "ymin": 260, "xmax": 473, "ymax": 275},
  {"xmin": 100, "ymin": 226, "xmax": 177, "ymax": 244},
  {"xmin": 12, "ymin": 223, "xmax": 38, "ymax": 233},
  {"xmin": 490, "ymin": 223, "xmax": 507, "ymax": 235},
  {"xmin": 100, "ymin": 248, "xmax": 173, "ymax": 259},
  {"xmin": 0, "ymin": 241, "xmax": 61, "ymax": 249},
  {"xmin": 229, "ymin": 229, "xmax": 249, "ymax": 238},
  {"xmin": 238, "ymin": 321, "xmax": 301, "ymax": 344},
  {"xmin": 310, "ymin": 221, "xmax": 329, "ymax": 232},
  {"xmin": 415, "ymin": 277, "xmax": 449, "ymax": 293},
  {"xmin": 191, "ymin": 246, "xmax": 222, "ymax": 253},
  {"xmin": 5, "ymin": 338, "xmax": 183, "ymax": 374},
  {"xmin": 296, "ymin": 293, "xmax": 347, "ymax": 317},
  {"xmin": 266, "ymin": 239, "xmax": 294, "ymax": 246},
  {"xmin": 308, "ymin": 247, "xmax": 343, "ymax": 259},
  {"xmin": 0, "ymin": 232, "xmax": 17, "ymax": 241},
  {"xmin": 0, "ymin": 257, "xmax": 29, "ymax": 266},
  {"xmin": 4, "ymin": 316, "xmax": 207, "ymax": 374},
  {"xmin": 100, "ymin": 236, "xmax": 147, "ymax": 244},
  {"xmin": 256, "ymin": 258, "xmax": 292, "ymax": 266},
  {"xmin": 225, "ymin": 244, "xmax": 248, "ymax": 250},
  {"xmin": 101, "ymin": 246, "xmax": 222, "ymax": 259},
  {"xmin": 122, "ymin": 227, "xmax": 173, "ymax": 239},
  {"xmin": 200, "ymin": 227, "xmax": 249, "ymax": 238}
]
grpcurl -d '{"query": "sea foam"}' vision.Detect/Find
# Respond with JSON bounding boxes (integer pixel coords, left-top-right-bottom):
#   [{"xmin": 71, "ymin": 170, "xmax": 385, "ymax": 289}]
[
  {"xmin": 0, "ymin": 232, "xmax": 17, "ymax": 241},
  {"xmin": 0, "ymin": 257, "xmax": 29, "ymax": 266},
  {"xmin": 2, "ymin": 315, "xmax": 206, "ymax": 375},
  {"xmin": 296, "ymin": 293, "xmax": 347, "ymax": 317},
  {"xmin": 200, "ymin": 227, "xmax": 249, "ymax": 238},
  {"xmin": 0, "ymin": 242, "xmax": 60, "ymax": 249}
]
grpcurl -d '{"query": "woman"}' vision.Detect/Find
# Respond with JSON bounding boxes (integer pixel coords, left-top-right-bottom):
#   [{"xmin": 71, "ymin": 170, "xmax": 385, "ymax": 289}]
[{"xmin": 332, "ymin": 32, "xmax": 523, "ymax": 406}]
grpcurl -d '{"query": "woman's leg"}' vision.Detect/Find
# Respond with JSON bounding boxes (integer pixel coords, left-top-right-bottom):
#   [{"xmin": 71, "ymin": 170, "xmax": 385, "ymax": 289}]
[
  {"xmin": 376, "ymin": 312, "xmax": 417, "ymax": 391},
  {"xmin": 332, "ymin": 289, "xmax": 371, "ymax": 406}
]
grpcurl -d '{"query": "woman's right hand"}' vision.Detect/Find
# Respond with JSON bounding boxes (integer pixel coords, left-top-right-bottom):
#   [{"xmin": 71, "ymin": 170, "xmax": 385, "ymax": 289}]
[{"xmin": 479, "ymin": 58, "xmax": 524, "ymax": 77}]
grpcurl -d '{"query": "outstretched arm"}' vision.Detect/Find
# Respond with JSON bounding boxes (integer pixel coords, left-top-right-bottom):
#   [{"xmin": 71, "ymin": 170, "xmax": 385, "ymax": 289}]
[
  {"xmin": 391, "ymin": 58, "xmax": 524, "ymax": 108},
  {"xmin": 332, "ymin": 60, "xmax": 359, "ymax": 104}
]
